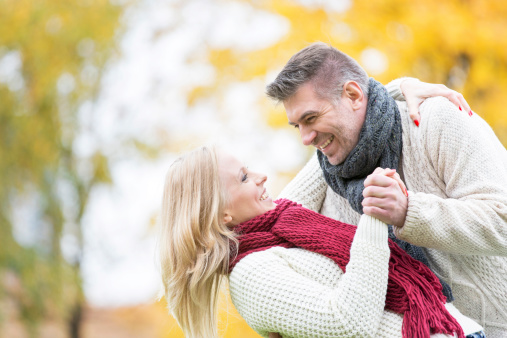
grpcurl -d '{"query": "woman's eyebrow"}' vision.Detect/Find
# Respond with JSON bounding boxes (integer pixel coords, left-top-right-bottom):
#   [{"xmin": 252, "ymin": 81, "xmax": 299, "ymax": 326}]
[{"xmin": 237, "ymin": 167, "xmax": 247, "ymax": 181}]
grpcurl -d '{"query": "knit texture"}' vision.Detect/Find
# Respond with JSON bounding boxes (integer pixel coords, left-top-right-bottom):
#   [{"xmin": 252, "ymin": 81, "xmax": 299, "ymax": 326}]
[
  {"xmin": 317, "ymin": 78, "xmax": 453, "ymax": 303},
  {"xmin": 230, "ymin": 199, "xmax": 463, "ymax": 338},
  {"xmin": 317, "ymin": 78, "xmax": 402, "ymax": 214},
  {"xmin": 279, "ymin": 79, "xmax": 507, "ymax": 337},
  {"xmin": 229, "ymin": 216, "xmax": 480, "ymax": 337}
]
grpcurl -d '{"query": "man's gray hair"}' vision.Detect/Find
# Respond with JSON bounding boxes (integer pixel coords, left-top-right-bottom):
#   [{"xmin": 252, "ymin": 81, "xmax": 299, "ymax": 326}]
[{"xmin": 266, "ymin": 42, "xmax": 369, "ymax": 103}]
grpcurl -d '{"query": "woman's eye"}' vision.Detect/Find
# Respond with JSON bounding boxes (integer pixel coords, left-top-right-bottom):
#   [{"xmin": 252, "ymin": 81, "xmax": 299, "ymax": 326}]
[{"xmin": 241, "ymin": 173, "xmax": 248, "ymax": 182}]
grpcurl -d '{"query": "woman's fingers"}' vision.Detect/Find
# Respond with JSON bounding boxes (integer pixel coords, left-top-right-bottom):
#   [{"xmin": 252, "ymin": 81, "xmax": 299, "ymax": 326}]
[
  {"xmin": 441, "ymin": 89, "xmax": 472, "ymax": 115},
  {"xmin": 400, "ymin": 79, "xmax": 473, "ymax": 125}
]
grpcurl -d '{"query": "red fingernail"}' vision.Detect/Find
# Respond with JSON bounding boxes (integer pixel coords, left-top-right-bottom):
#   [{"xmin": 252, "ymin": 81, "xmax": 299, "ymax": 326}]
[
  {"xmin": 459, "ymin": 106, "xmax": 462, "ymax": 111},
  {"xmin": 469, "ymin": 110, "xmax": 473, "ymax": 116},
  {"xmin": 404, "ymin": 188, "xmax": 408, "ymax": 197},
  {"xmin": 414, "ymin": 119, "xmax": 419, "ymax": 127}
]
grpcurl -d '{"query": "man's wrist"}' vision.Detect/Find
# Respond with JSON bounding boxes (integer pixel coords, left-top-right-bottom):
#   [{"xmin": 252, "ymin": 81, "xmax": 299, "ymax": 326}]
[{"xmin": 393, "ymin": 224, "xmax": 404, "ymax": 238}]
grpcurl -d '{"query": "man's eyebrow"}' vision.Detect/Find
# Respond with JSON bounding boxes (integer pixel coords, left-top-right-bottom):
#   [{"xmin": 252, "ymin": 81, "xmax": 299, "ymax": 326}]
[{"xmin": 288, "ymin": 111, "xmax": 318, "ymax": 126}]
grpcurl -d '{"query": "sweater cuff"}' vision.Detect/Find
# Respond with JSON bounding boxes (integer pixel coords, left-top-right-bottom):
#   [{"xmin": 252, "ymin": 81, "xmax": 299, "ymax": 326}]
[
  {"xmin": 385, "ymin": 77, "xmax": 419, "ymax": 101},
  {"xmin": 355, "ymin": 214, "xmax": 389, "ymax": 248},
  {"xmin": 397, "ymin": 190, "xmax": 421, "ymax": 241}
]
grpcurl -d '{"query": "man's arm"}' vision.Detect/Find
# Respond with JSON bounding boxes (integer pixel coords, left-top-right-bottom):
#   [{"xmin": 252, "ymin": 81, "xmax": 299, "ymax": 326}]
[{"xmin": 367, "ymin": 97, "xmax": 507, "ymax": 256}]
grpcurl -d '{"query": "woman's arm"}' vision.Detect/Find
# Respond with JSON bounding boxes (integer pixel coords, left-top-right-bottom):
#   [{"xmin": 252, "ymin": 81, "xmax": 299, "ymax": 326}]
[
  {"xmin": 385, "ymin": 77, "xmax": 471, "ymax": 125},
  {"xmin": 229, "ymin": 215, "xmax": 390, "ymax": 338}
]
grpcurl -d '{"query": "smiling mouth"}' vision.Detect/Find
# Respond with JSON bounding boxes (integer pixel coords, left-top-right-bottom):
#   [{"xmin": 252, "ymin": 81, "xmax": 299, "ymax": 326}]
[
  {"xmin": 260, "ymin": 191, "xmax": 269, "ymax": 201},
  {"xmin": 319, "ymin": 136, "xmax": 334, "ymax": 150}
]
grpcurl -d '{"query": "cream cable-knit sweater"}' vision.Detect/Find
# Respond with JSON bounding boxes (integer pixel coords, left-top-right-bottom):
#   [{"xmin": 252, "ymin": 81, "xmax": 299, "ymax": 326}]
[
  {"xmin": 276, "ymin": 79, "xmax": 507, "ymax": 337},
  {"xmin": 229, "ymin": 214, "xmax": 482, "ymax": 337}
]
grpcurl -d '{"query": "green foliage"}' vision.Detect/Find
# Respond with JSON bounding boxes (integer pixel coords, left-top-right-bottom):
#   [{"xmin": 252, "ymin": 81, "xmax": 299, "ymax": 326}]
[{"xmin": 0, "ymin": 0, "xmax": 126, "ymax": 335}]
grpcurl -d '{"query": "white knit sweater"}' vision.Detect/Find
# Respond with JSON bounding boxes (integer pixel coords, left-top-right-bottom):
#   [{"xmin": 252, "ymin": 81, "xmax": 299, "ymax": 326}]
[
  {"xmin": 276, "ymin": 79, "xmax": 507, "ymax": 337},
  {"xmin": 229, "ymin": 215, "xmax": 482, "ymax": 337}
]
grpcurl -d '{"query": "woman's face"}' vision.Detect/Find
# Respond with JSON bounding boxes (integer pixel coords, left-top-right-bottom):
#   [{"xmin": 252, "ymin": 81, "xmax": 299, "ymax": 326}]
[{"xmin": 219, "ymin": 151, "xmax": 277, "ymax": 226}]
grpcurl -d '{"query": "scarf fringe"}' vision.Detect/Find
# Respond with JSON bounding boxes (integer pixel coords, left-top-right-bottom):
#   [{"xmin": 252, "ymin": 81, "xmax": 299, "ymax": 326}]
[{"xmin": 230, "ymin": 199, "xmax": 464, "ymax": 338}]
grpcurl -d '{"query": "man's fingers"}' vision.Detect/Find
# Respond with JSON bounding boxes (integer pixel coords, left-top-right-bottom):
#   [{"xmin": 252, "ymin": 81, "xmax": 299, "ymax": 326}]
[
  {"xmin": 385, "ymin": 171, "xmax": 408, "ymax": 196},
  {"xmin": 369, "ymin": 168, "xmax": 395, "ymax": 179},
  {"xmin": 364, "ymin": 172, "xmax": 397, "ymax": 188},
  {"xmin": 362, "ymin": 196, "xmax": 390, "ymax": 209},
  {"xmin": 372, "ymin": 167, "xmax": 391, "ymax": 175},
  {"xmin": 362, "ymin": 205, "xmax": 390, "ymax": 224}
]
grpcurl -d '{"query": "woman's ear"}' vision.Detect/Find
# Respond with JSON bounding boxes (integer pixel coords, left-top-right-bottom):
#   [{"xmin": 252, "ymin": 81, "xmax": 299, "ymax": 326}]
[{"xmin": 223, "ymin": 213, "xmax": 232, "ymax": 225}]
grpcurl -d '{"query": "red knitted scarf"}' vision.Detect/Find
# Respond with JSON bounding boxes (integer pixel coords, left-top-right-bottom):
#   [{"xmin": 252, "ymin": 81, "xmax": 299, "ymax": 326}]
[{"xmin": 229, "ymin": 199, "xmax": 464, "ymax": 338}]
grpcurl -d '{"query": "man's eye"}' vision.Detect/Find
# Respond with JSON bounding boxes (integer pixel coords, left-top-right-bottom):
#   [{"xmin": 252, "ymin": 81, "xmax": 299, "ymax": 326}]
[
  {"xmin": 241, "ymin": 173, "xmax": 248, "ymax": 182},
  {"xmin": 293, "ymin": 124, "xmax": 299, "ymax": 129},
  {"xmin": 306, "ymin": 116, "xmax": 316, "ymax": 123}
]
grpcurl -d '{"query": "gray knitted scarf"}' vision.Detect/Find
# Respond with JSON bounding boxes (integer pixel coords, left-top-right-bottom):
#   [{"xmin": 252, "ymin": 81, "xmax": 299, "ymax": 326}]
[{"xmin": 317, "ymin": 78, "xmax": 453, "ymax": 301}]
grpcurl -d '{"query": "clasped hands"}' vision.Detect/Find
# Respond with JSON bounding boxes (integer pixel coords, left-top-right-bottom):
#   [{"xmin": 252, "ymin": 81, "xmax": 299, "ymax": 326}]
[
  {"xmin": 362, "ymin": 167, "xmax": 408, "ymax": 229},
  {"xmin": 359, "ymin": 78, "xmax": 471, "ymax": 228}
]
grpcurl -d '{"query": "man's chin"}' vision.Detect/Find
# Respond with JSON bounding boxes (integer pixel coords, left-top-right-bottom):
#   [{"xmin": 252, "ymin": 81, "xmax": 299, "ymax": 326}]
[{"xmin": 325, "ymin": 153, "xmax": 344, "ymax": 166}]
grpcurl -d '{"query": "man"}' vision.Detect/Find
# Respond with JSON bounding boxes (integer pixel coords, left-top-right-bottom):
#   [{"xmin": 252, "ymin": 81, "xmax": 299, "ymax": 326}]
[{"xmin": 271, "ymin": 42, "xmax": 507, "ymax": 337}]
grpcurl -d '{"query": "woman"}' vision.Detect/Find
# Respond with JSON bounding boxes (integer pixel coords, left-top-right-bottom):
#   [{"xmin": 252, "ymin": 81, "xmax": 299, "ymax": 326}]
[{"xmin": 159, "ymin": 146, "xmax": 484, "ymax": 338}]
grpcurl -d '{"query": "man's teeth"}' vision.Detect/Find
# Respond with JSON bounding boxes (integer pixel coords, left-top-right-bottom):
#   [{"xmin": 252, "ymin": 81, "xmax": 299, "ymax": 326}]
[
  {"xmin": 320, "ymin": 136, "xmax": 333, "ymax": 150},
  {"xmin": 260, "ymin": 192, "xmax": 269, "ymax": 201}
]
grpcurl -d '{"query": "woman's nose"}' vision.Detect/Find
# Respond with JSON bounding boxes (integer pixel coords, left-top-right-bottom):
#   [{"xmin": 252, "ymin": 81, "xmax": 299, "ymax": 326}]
[{"xmin": 254, "ymin": 172, "xmax": 267, "ymax": 185}]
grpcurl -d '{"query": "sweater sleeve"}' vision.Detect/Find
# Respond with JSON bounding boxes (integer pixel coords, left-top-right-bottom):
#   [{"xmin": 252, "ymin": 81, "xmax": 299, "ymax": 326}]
[
  {"xmin": 277, "ymin": 153, "xmax": 327, "ymax": 212},
  {"xmin": 398, "ymin": 97, "xmax": 507, "ymax": 256},
  {"xmin": 228, "ymin": 215, "xmax": 390, "ymax": 338},
  {"xmin": 385, "ymin": 77, "xmax": 470, "ymax": 104},
  {"xmin": 384, "ymin": 77, "xmax": 416, "ymax": 101}
]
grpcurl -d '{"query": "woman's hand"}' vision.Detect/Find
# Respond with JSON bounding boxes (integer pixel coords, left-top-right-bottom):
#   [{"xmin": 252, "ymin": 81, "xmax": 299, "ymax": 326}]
[{"xmin": 401, "ymin": 78, "xmax": 472, "ymax": 126}]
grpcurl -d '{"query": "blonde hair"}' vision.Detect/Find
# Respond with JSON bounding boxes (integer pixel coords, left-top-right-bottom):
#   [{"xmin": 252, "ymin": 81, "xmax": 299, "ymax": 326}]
[{"xmin": 159, "ymin": 146, "xmax": 237, "ymax": 337}]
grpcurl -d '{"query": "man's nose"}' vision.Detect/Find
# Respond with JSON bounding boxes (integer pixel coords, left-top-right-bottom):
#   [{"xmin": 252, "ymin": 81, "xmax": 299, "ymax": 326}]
[{"xmin": 300, "ymin": 125, "xmax": 317, "ymax": 146}]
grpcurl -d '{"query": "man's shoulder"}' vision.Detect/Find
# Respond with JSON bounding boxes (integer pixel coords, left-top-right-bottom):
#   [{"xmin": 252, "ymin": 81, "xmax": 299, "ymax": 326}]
[
  {"xmin": 396, "ymin": 96, "xmax": 473, "ymax": 136},
  {"xmin": 418, "ymin": 97, "xmax": 496, "ymax": 140},
  {"xmin": 419, "ymin": 96, "xmax": 462, "ymax": 123}
]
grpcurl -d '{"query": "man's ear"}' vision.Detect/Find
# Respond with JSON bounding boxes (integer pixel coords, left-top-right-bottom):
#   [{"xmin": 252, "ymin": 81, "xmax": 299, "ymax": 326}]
[{"xmin": 343, "ymin": 81, "xmax": 365, "ymax": 110}]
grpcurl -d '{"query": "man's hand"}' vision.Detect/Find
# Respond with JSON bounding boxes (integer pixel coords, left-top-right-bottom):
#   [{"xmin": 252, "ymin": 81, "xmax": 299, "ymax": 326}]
[
  {"xmin": 362, "ymin": 168, "xmax": 408, "ymax": 228},
  {"xmin": 401, "ymin": 79, "xmax": 472, "ymax": 126}
]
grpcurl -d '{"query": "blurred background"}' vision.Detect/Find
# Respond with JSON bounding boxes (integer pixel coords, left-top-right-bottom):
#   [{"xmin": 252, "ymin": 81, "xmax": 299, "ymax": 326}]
[{"xmin": 2, "ymin": 0, "xmax": 507, "ymax": 337}]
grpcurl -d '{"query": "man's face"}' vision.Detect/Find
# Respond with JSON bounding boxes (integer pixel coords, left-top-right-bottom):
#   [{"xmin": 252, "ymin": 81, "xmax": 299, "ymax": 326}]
[{"xmin": 283, "ymin": 82, "xmax": 366, "ymax": 165}]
